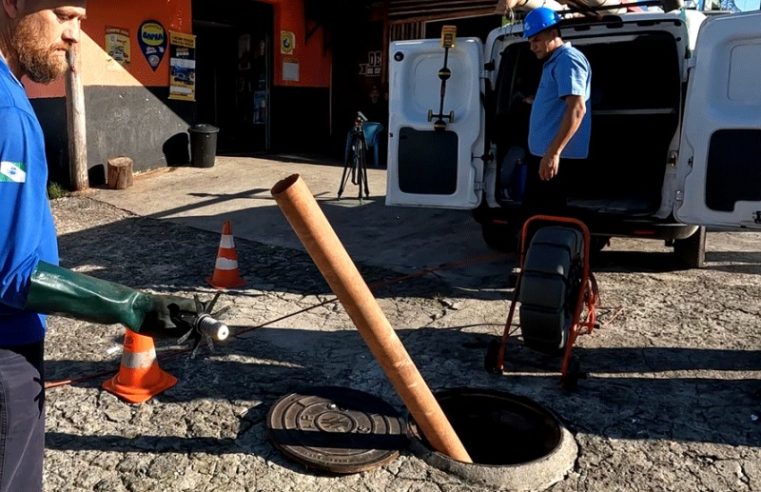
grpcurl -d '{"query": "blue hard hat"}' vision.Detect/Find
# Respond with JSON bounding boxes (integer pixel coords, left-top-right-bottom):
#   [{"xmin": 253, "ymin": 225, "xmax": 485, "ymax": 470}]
[{"xmin": 523, "ymin": 7, "xmax": 562, "ymax": 38}]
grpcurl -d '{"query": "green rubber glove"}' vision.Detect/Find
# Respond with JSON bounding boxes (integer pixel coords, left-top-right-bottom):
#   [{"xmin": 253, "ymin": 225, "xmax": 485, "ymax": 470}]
[{"xmin": 24, "ymin": 261, "xmax": 197, "ymax": 337}]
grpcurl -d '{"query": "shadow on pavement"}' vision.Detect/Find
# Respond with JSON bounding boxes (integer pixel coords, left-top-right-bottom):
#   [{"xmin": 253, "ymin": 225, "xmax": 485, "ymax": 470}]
[
  {"xmin": 48, "ymin": 200, "xmax": 761, "ymax": 457},
  {"xmin": 45, "ymin": 326, "xmax": 761, "ymax": 452},
  {"xmin": 56, "ymin": 209, "xmax": 509, "ymax": 301},
  {"xmin": 593, "ymin": 249, "xmax": 761, "ymax": 275}
]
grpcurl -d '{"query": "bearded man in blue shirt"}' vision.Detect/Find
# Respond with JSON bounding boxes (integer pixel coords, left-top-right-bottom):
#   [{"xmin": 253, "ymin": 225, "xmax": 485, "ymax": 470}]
[
  {"xmin": 522, "ymin": 7, "xmax": 592, "ymax": 214},
  {"xmin": 0, "ymin": 2, "xmax": 197, "ymax": 490}
]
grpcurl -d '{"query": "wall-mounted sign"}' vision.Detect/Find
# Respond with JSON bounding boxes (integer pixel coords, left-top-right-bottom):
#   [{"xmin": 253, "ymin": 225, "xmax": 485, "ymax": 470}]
[
  {"xmin": 359, "ymin": 50, "xmax": 382, "ymax": 77},
  {"xmin": 105, "ymin": 27, "xmax": 130, "ymax": 67},
  {"xmin": 168, "ymin": 31, "xmax": 196, "ymax": 101},
  {"xmin": 280, "ymin": 31, "xmax": 295, "ymax": 55},
  {"xmin": 138, "ymin": 20, "xmax": 167, "ymax": 71},
  {"xmin": 440, "ymin": 25, "xmax": 457, "ymax": 49},
  {"xmin": 282, "ymin": 57, "xmax": 299, "ymax": 81}
]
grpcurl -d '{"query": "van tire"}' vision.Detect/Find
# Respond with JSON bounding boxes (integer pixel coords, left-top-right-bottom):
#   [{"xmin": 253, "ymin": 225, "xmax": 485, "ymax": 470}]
[
  {"xmin": 481, "ymin": 223, "xmax": 518, "ymax": 252},
  {"xmin": 590, "ymin": 235, "xmax": 610, "ymax": 255},
  {"xmin": 673, "ymin": 226, "xmax": 706, "ymax": 269},
  {"xmin": 518, "ymin": 227, "xmax": 583, "ymax": 355}
]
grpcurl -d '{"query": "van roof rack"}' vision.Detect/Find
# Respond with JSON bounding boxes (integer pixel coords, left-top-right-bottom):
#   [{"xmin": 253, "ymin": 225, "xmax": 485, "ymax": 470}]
[{"xmin": 557, "ymin": 0, "xmax": 682, "ymax": 17}]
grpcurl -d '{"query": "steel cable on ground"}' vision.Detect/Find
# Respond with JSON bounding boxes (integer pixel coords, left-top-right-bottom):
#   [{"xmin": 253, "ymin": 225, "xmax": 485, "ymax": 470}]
[{"xmin": 44, "ymin": 252, "xmax": 510, "ymax": 389}]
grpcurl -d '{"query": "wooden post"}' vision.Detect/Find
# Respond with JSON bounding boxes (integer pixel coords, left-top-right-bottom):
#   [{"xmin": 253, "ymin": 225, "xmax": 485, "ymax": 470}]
[
  {"xmin": 106, "ymin": 156, "xmax": 134, "ymax": 189},
  {"xmin": 65, "ymin": 43, "xmax": 89, "ymax": 191}
]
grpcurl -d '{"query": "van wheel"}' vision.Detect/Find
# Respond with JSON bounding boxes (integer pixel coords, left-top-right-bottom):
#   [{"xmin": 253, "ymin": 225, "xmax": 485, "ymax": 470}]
[
  {"xmin": 589, "ymin": 235, "xmax": 610, "ymax": 263},
  {"xmin": 673, "ymin": 226, "xmax": 706, "ymax": 269},
  {"xmin": 518, "ymin": 226, "xmax": 583, "ymax": 355},
  {"xmin": 481, "ymin": 223, "xmax": 518, "ymax": 252},
  {"xmin": 590, "ymin": 235, "xmax": 610, "ymax": 255}
]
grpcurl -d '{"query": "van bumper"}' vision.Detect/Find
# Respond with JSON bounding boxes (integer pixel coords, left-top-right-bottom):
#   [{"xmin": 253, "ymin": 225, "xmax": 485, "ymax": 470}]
[{"xmin": 472, "ymin": 206, "xmax": 699, "ymax": 241}]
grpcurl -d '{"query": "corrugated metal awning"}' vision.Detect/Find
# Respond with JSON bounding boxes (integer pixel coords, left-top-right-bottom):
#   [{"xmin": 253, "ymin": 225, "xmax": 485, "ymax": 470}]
[{"xmin": 387, "ymin": 0, "xmax": 500, "ymax": 21}]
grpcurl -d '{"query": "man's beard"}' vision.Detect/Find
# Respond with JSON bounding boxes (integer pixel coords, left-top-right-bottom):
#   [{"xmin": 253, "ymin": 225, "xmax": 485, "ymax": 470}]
[{"xmin": 11, "ymin": 16, "xmax": 70, "ymax": 83}]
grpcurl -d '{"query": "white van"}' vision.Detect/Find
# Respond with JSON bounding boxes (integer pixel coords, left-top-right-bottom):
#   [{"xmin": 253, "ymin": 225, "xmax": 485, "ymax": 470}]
[{"xmin": 385, "ymin": 8, "xmax": 761, "ymax": 269}]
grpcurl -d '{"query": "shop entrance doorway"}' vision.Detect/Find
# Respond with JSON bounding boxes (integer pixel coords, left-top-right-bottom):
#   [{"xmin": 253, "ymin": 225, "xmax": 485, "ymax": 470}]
[{"xmin": 193, "ymin": 0, "xmax": 272, "ymax": 153}]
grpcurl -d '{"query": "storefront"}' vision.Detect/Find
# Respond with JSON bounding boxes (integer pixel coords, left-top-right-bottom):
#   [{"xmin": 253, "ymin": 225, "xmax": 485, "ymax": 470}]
[
  {"xmin": 192, "ymin": 1, "xmax": 274, "ymax": 153},
  {"xmin": 23, "ymin": 1, "xmax": 504, "ymax": 187},
  {"xmin": 193, "ymin": 0, "xmax": 333, "ymax": 154},
  {"xmin": 26, "ymin": 0, "xmax": 332, "ymax": 187}
]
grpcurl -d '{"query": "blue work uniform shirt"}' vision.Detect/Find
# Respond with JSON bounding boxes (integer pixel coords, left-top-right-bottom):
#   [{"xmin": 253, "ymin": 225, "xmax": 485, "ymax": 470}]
[
  {"xmin": 528, "ymin": 42, "xmax": 592, "ymax": 159},
  {"xmin": 0, "ymin": 56, "xmax": 59, "ymax": 345}
]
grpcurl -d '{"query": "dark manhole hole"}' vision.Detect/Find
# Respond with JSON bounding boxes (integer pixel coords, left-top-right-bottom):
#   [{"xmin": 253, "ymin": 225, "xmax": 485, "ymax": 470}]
[
  {"xmin": 412, "ymin": 388, "xmax": 561, "ymax": 464},
  {"xmin": 266, "ymin": 386, "xmax": 407, "ymax": 474},
  {"xmin": 408, "ymin": 388, "xmax": 577, "ymax": 490}
]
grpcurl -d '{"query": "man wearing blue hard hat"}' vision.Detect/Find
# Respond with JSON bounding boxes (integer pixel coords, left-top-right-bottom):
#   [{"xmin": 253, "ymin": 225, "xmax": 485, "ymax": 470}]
[{"xmin": 522, "ymin": 6, "xmax": 591, "ymax": 214}]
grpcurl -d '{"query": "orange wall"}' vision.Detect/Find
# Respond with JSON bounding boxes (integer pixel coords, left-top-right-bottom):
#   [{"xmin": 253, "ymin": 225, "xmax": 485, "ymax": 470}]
[
  {"xmin": 24, "ymin": 76, "xmax": 64, "ymax": 100},
  {"xmin": 26, "ymin": 0, "xmax": 331, "ymax": 98},
  {"xmin": 265, "ymin": 0, "xmax": 331, "ymax": 88},
  {"xmin": 26, "ymin": 0, "xmax": 191, "ymax": 99},
  {"xmin": 82, "ymin": 0, "xmax": 192, "ymax": 87}
]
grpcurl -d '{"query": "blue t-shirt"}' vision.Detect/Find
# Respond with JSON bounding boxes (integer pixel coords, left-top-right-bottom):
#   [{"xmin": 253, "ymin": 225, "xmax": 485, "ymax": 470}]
[
  {"xmin": 0, "ymin": 56, "xmax": 59, "ymax": 345},
  {"xmin": 528, "ymin": 43, "xmax": 592, "ymax": 159}
]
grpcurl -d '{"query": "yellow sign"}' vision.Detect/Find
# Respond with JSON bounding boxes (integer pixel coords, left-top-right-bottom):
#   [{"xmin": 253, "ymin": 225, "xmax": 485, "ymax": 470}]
[
  {"xmin": 441, "ymin": 25, "xmax": 457, "ymax": 49},
  {"xmin": 168, "ymin": 31, "xmax": 196, "ymax": 102},
  {"xmin": 140, "ymin": 22, "xmax": 166, "ymax": 47},
  {"xmin": 280, "ymin": 31, "xmax": 295, "ymax": 55},
  {"xmin": 105, "ymin": 27, "xmax": 130, "ymax": 67},
  {"xmin": 170, "ymin": 31, "xmax": 195, "ymax": 49}
]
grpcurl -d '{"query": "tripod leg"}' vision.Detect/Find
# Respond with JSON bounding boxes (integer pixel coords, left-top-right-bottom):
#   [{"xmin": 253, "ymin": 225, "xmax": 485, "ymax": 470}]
[
  {"xmin": 361, "ymin": 143, "xmax": 370, "ymax": 199},
  {"xmin": 357, "ymin": 140, "xmax": 365, "ymax": 200},
  {"xmin": 351, "ymin": 150, "xmax": 359, "ymax": 186},
  {"xmin": 337, "ymin": 155, "xmax": 352, "ymax": 199}
]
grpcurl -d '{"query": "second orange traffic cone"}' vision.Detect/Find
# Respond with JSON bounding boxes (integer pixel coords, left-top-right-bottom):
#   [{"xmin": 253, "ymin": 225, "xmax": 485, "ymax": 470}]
[
  {"xmin": 102, "ymin": 329, "xmax": 177, "ymax": 404},
  {"xmin": 207, "ymin": 220, "xmax": 246, "ymax": 289}
]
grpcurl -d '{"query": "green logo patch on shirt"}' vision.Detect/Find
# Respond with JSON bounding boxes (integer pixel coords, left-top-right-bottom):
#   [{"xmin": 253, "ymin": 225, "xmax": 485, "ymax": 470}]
[{"xmin": 0, "ymin": 161, "xmax": 26, "ymax": 183}]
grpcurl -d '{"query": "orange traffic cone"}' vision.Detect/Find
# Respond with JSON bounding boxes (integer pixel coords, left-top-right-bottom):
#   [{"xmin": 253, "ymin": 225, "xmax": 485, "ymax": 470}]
[
  {"xmin": 207, "ymin": 220, "xmax": 245, "ymax": 289},
  {"xmin": 102, "ymin": 329, "xmax": 177, "ymax": 404}
]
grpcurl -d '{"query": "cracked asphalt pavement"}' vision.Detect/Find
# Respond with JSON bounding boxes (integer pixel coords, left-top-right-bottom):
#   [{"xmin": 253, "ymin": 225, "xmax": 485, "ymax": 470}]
[{"xmin": 42, "ymin": 158, "xmax": 761, "ymax": 491}]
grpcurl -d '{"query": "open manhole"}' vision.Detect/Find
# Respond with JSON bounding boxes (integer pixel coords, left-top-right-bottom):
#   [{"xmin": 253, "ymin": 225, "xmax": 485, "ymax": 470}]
[
  {"xmin": 267, "ymin": 387, "xmax": 407, "ymax": 474},
  {"xmin": 408, "ymin": 388, "xmax": 577, "ymax": 490}
]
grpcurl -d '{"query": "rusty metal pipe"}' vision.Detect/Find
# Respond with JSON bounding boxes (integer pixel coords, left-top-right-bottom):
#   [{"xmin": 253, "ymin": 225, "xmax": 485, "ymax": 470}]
[{"xmin": 271, "ymin": 174, "xmax": 472, "ymax": 463}]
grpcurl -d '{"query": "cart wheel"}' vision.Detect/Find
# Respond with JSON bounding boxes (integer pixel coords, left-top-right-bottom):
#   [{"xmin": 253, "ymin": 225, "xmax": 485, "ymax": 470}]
[
  {"xmin": 484, "ymin": 339, "xmax": 503, "ymax": 374},
  {"xmin": 519, "ymin": 226, "xmax": 583, "ymax": 355}
]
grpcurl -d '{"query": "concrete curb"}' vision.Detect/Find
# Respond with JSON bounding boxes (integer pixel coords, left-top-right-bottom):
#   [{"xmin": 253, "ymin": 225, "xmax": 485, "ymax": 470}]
[{"xmin": 409, "ymin": 424, "xmax": 577, "ymax": 491}]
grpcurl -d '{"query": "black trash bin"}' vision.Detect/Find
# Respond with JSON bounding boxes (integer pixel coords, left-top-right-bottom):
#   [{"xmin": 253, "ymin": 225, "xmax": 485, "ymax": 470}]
[{"xmin": 189, "ymin": 124, "xmax": 219, "ymax": 168}]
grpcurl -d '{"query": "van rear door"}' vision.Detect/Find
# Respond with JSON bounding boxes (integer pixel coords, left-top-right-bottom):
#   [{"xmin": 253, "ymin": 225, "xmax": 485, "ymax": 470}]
[
  {"xmin": 386, "ymin": 37, "xmax": 485, "ymax": 209},
  {"xmin": 675, "ymin": 11, "xmax": 761, "ymax": 229}
]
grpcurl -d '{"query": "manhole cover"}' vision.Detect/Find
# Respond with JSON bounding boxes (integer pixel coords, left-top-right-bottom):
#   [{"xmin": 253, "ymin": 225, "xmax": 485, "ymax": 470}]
[{"xmin": 266, "ymin": 386, "xmax": 407, "ymax": 474}]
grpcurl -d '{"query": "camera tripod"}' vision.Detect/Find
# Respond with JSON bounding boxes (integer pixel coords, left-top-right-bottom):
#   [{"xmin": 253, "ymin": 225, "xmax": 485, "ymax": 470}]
[{"xmin": 337, "ymin": 111, "xmax": 370, "ymax": 201}]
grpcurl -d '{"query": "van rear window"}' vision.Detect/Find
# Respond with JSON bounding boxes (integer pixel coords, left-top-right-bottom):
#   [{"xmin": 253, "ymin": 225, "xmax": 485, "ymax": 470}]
[
  {"xmin": 397, "ymin": 127, "xmax": 458, "ymax": 195},
  {"xmin": 705, "ymin": 129, "xmax": 761, "ymax": 212}
]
